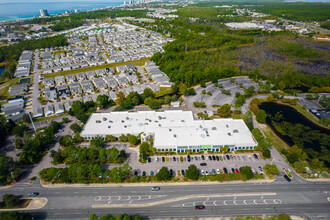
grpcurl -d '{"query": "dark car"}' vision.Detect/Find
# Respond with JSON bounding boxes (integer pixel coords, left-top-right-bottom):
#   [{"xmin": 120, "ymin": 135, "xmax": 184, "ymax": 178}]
[
  {"xmin": 212, "ymin": 169, "xmax": 216, "ymax": 174},
  {"xmin": 208, "ymin": 156, "xmax": 212, "ymax": 161},
  {"xmin": 223, "ymin": 167, "xmax": 228, "ymax": 174},
  {"xmin": 142, "ymin": 171, "xmax": 146, "ymax": 176},
  {"xmin": 201, "ymin": 155, "xmax": 205, "ymax": 160},
  {"xmin": 226, "ymin": 155, "xmax": 230, "ymax": 160},
  {"xmin": 150, "ymin": 171, "xmax": 154, "ymax": 176},
  {"xmin": 195, "ymin": 156, "xmax": 198, "ymax": 161},
  {"xmin": 187, "ymin": 155, "xmax": 191, "ymax": 162},
  {"xmin": 162, "ymin": 157, "xmax": 165, "ymax": 162},
  {"xmin": 134, "ymin": 170, "xmax": 138, "ymax": 176},
  {"xmin": 212, "ymin": 155, "xmax": 216, "ymax": 160},
  {"xmin": 253, "ymin": 154, "xmax": 258, "ymax": 160},
  {"xmin": 231, "ymin": 168, "xmax": 235, "ymax": 173},
  {"xmin": 195, "ymin": 205, "xmax": 205, "ymax": 210},
  {"xmin": 200, "ymin": 163, "xmax": 207, "ymax": 166},
  {"xmin": 181, "ymin": 169, "xmax": 185, "ymax": 175},
  {"xmin": 169, "ymin": 169, "xmax": 174, "ymax": 175},
  {"xmin": 216, "ymin": 156, "xmax": 219, "ymax": 161},
  {"xmin": 28, "ymin": 192, "xmax": 39, "ymax": 197},
  {"xmin": 173, "ymin": 157, "xmax": 176, "ymax": 162},
  {"xmin": 147, "ymin": 158, "xmax": 151, "ymax": 163},
  {"xmin": 284, "ymin": 175, "xmax": 291, "ymax": 182}
]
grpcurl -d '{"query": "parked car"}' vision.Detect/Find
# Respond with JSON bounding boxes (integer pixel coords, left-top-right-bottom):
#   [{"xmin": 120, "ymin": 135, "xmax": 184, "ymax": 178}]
[
  {"xmin": 259, "ymin": 166, "xmax": 264, "ymax": 173},
  {"xmin": 216, "ymin": 169, "xmax": 220, "ymax": 174},
  {"xmin": 201, "ymin": 155, "xmax": 205, "ymax": 160},
  {"xmin": 200, "ymin": 163, "xmax": 207, "ymax": 166},
  {"xmin": 201, "ymin": 170, "xmax": 205, "ymax": 175},
  {"xmin": 147, "ymin": 158, "xmax": 151, "ymax": 163},
  {"xmin": 181, "ymin": 169, "xmax": 185, "ymax": 175},
  {"xmin": 152, "ymin": 186, "xmax": 160, "ymax": 191},
  {"xmin": 226, "ymin": 155, "xmax": 230, "ymax": 160},
  {"xmin": 173, "ymin": 157, "xmax": 176, "ymax": 162},
  {"xmin": 216, "ymin": 156, "xmax": 219, "ymax": 161},
  {"xmin": 169, "ymin": 169, "xmax": 174, "ymax": 175},
  {"xmin": 28, "ymin": 192, "xmax": 39, "ymax": 197},
  {"xmin": 235, "ymin": 168, "xmax": 239, "ymax": 173},
  {"xmin": 284, "ymin": 175, "xmax": 291, "ymax": 182},
  {"xmin": 212, "ymin": 155, "xmax": 216, "ymax": 160},
  {"xmin": 150, "ymin": 171, "xmax": 154, "ymax": 176},
  {"xmin": 187, "ymin": 155, "xmax": 191, "ymax": 162},
  {"xmin": 142, "ymin": 171, "xmax": 146, "ymax": 176},
  {"xmin": 162, "ymin": 157, "xmax": 165, "ymax": 162},
  {"xmin": 208, "ymin": 156, "xmax": 212, "ymax": 161},
  {"xmin": 223, "ymin": 168, "xmax": 228, "ymax": 174},
  {"xmin": 205, "ymin": 170, "xmax": 209, "ymax": 175},
  {"xmin": 195, "ymin": 156, "xmax": 198, "ymax": 161},
  {"xmin": 253, "ymin": 154, "xmax": 259, "ymax": 159},
  {"xmin": 251, "ymin": 168, "xmax": 256, "ymax": 174},
  {"xmin": 195, "ymin": 205, "xmax": 205, "ymax": 210},
  {"xmin": 212, "ymin": 169, "xmax": 216, "ymax": 174},
  {"xmin": 165, "ymin": 157, "xmax": 169, "ymax": 162},
  {"xmin": 134, "ymin": 170, "xmax": 138, "ymax": 176},
  {"xmin": 231, "ymin": 168, "xmax": 235, "ymax": 173}
]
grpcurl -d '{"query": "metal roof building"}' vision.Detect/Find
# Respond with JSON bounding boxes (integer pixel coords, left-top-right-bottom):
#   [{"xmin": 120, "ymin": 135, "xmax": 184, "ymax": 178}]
[{"xmin": 80, "ymin": 110, "xmax": 258, "ymax": 152}]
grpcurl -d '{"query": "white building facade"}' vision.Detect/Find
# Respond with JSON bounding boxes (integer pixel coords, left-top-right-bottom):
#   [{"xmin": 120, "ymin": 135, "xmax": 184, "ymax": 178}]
[{"xmin": 80, "ymin": 111, "xmax": 258, "ymax": 152}]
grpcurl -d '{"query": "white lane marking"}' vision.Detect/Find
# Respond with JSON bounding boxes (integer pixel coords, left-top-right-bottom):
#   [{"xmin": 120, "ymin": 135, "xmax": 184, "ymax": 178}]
[
  {"xmin": 94, "ymin": 196, "xmax": 101, "ymax": 201},
  {"xmin": 243, "ymin": 200, "xmax": 247, "ymax": 204},
  {"xmin": 223, "ymin": 201, "xmax": 227, "ymax": 205},
  {"xmin": 138, "ymin": 196, "xmax": 141, "ymax": 200},
  {"xmin": 263, "ymin": 199, "xmax": 268, "ymax": 204},
  {"xmin": 213, "ymin": 201, "xmax": 217, "ymax": 206},
  {"xmin": 127, "ymin": 196, "xmax": 131, "ymax": 200},
  {"xmin": 233, "ymin": 200, "xmax": 237, "ymax": 205}
]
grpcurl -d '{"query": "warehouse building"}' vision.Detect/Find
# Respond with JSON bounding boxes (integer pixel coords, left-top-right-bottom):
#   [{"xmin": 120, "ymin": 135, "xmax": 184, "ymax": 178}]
[{"xmin": 80, "ymin": 111, "xmax": 258, "ymax": 152}]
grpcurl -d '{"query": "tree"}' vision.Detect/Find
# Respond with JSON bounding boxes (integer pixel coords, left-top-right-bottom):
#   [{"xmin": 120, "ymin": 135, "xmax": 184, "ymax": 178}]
[
  {"xmin": 148, "ymin": 99, "xmax": 161, "ymax": 109},
  {"xmin": 2, "ymin": 194, "xmax": 19, "ymax": 207},
  {"xmin": 15, "ymin": 138, "xmax": 23, "ymax": 149},
  {"xmin": 156, "ymin": 167, "xmax": 171, "ymax": 181},
  {"xmin": 256, "ymin": 110, "xmax": 267, "ymax": 124},
  {"xmin": 22, "ymin": 113, "xmax": 32, "ymax": 124},
  {"xmin": 287, "ymin": 153, "xmax": 299, "ymax": 164},
  {"xmin": 217, "ymin": 104, "xmax": 231, "ymax": 117},
  {"xmin": 59, "ymin": 135, "xmax": 73, "ymax": 146},
  {"xmin": 184, "ymin": 88, "xmax": 196, "ymax": 96},
  {"xmin": 119, "ymin": 134, "xmax": 128, "ymax": 142},
  {"xmin": 262, "ymin": 149, "xmax": 271, "ymax": 158},
  {"xmin": 249, "ymin": 104, "xmax": 259, "ymax": 114},
  {"xmin": 185, "ymin": 164, "xmax": 199, "ymax": 180},
  {"xmin": 267, "ymin": 94, "xmax": 277, "ymax": 102},
  {"xmin": 90, "ymin": 136, "xmax": 104, "ymax": 148},
  {"xmin": 240, "ymin": 166, "xmax": 254, "ymax": 180},
  {"xmin": 96, "ymin": 94, "xmax": 114, "ymax": 108},
  {"xmin": 264, "ymin": 164, "xmax": 280, "ymax": 175},
  {"xmin": 70, "ymin": 123, "xmax": 82, "ymax": 133},
  {"xmin": 139, "ymin": 142, "xmax": 149, "ymax": 153},
  {"xmin": 116, "ymin": 92, "xmax": 126, "ymax": 106},
  {"xmin": 141, "ymin": 88, "xmax": 154, "ymax": 100},
  {"xmin": 128, "ymin": 135, "xmax": 139, "ymax": 145},
  {"xmin": 62, "ymin": 117, "xmax": 69, "ymax": 123}
]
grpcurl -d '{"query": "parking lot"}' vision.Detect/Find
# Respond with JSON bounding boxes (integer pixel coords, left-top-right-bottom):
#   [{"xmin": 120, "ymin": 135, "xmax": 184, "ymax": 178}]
[{"xmin": 131, "ymin": 153, "xmax": 269, "ymax": 177}]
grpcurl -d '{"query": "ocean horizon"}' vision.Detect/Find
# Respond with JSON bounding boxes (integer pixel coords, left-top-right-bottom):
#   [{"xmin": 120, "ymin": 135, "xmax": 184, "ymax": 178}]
[{"xmin": 0, "ymin": 1, "xmax": 123, "ymax": 21}]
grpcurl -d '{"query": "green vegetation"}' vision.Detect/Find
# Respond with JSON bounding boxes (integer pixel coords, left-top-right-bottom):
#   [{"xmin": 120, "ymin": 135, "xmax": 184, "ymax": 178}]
[
  {"xmin": 264, "ymin": 164, "xmax": 280, "ymax": 179},
  {"xmin": 0, "ymin": 156, "xmax": 21, "ymax": 186},
  {"xmin": 0, "ymin": 194, "xmax": 30, "ymax": 209},
  {"xmin": 155, "ymin": 167, "xmax": 172, "ymax": 181},
  {"xmin": 39, "ymin": 164, "xmax": 131, "ymax": 184},
  {"xmin": 185, "ymin": 164, "xmax": 199, "ymax": 180},
  {"xmin": 0, "ymin": 35, "xmax": 68, "ymax": 80},
  {"xmin": 50, "ymin": 146, "xmax": 127, "ymax": 165},
  {"xmin": 0, "ymin": 211, "xmax": 32, "ymax": 220},
  {"xmin": 279, "ymin": 43, "xmax": 321, "ymax": 59},
  {"xmin": 90, "ymin": 213, "xmax": 142, "ymax": 220},
  {"xmin": 251, "ymin": 128, "xmax": 272, "ymax": 151}
]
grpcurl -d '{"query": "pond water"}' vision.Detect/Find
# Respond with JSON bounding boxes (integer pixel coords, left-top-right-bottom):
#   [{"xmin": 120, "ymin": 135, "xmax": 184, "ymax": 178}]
[
  {"xmin": 259, "ymin": 102, "xmax": 329, "ymax": 156},
  {"xmin": 0, "ymin": 67, "xmax": 5, "ymax": 77}
]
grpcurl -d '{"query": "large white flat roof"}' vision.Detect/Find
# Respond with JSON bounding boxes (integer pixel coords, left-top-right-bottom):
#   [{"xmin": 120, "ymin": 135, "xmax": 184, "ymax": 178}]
[{"xmin": 80, "ymin": 110, "xmax": 257, "ymax": 148}]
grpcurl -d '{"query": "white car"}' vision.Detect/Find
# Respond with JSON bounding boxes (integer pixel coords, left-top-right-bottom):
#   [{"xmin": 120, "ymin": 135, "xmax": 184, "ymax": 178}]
[
  {"xmin": 201, "ymin": 170, "xmax": 205, "ymax": 175},
  {"xmin": 155, "ymin": 157, "xmax": 158, "ymax": 162},
  {"xmin": 216, "ymin": 169, "xmax": 220, "ymax": 174},
  {"xmin": 251, "ymin": 168, "xmax": 256, "ymax": 174}
]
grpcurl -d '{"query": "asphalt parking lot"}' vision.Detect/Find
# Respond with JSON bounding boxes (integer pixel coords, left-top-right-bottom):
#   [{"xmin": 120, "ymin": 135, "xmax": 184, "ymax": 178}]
[
  {"xmin": 233, "ymin": 77, "xmax": 259, "ymax": 90},
  {"xmin": 133, "ymin": 153, "xmax": 268, "ymax": 177}
]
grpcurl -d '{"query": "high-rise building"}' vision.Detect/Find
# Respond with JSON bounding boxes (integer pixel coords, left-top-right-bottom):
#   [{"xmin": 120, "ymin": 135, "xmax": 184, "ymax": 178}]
[
  {"xmin": 124, "ymin": 1, "xmax": 127, "ymax": 5},
  {"xmin": 74, "ymin": 9, "xmax": 81, "ymax": 13},
  {"xmin": 129, "ymin": 0, "xmax": 134, "ymax": 5},
  {"xmin": 39, "ymin": 9, "xmax": 49, "ymax": 17}
]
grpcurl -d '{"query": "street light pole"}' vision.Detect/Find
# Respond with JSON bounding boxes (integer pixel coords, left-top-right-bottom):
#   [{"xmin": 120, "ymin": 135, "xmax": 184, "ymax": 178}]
[{"xmin": 28, "ymin": 112, "xmax": 36, "ymax": 133}]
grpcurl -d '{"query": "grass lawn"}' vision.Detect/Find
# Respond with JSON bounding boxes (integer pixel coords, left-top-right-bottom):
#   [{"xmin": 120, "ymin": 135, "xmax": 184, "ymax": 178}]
[
  {"xmin": 43, "ymin": 58, "xmax": 150, "ymax": 78},
  {"xmin": 155, "ymin": 87, "xmax": 173, "ymax": 98},
  {"xmin": 0, "ymin": 199, "xmax": 31, "ymax": 209},
  {"xmin": 34, "ymin": 113, "xmax": 68, "ymax": 123},
  {"xmin": 262, "ymin": 125, "xmax": 290, "ymax": 153}
]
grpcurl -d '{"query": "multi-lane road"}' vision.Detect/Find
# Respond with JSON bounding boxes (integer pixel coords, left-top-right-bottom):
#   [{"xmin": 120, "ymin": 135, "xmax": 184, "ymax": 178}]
[{"xmin": 0, "ymin": 174, "xmax": 329, "ymax": 220}]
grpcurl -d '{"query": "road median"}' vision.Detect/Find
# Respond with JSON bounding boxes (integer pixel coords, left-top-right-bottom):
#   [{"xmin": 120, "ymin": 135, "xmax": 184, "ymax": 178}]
[{"xmin": 0, "ymin": 197, "xmax": 48, "ymax": 211}]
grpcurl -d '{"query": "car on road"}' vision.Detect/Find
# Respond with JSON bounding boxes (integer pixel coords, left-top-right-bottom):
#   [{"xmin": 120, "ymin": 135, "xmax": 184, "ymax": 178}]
[
  {"xmin": 200, "ymin": 163, "xmax": 207, "ymax": 166},
  {"xmin": 216, "ymin": 169, "xmax": 220, "ymax": 174},
  {"xmin": 150, "ymin": 171, "xmax": 154, "ymax": 176},
  {"xmin": 259, "ymin": 166, "xmax": 264, "ymax": 173},
  {"xmin": 162, "ymin": 157, "xmax": 165, "ymax": 162},
  {"xmin": 181, "ymin": 169, "xmax": 185, "ymax": 175},
  {"xmin": 216, "ymin": 156, "xmax": 219, "ymax": 161},
  {"xmin": 253, "ymin": 154, "xmax": 258, "ymax": 159},
  {"xmin": 147, "ymin": 158, "xmax": 151, "ymax": 163},
  {"xmin": 223, "ymin": 168, "xmax": 228, "ymax": 174},
  {"xmin": 284, "ymin": 175, "xmax": 291, "ymax": 182},
  {"xmin": 235, "ymin": 168, "xmax": 239, "ymax": 173},
  {"xmin": 212, "ymin": 155, "xmax": 216, "ymax": 160},
  {"xmin": 142, "ymin": 171, "xmax": 146, "ymax": 176},
  {"xmin": 226, "ymin": 155, "xmax": 230, "ymax": 160},
  {"xmin": 28, "ymin": 192, "xmax": 39, "ymax": 197},
  {"xmin": 152, "ymin": 186, "xmax": 160, "ymax": 191},
  {"xmin": 201, "ymin": 155, "xmax": 205, "ymax": 160},
  {"xmin": 195, "ymin": 205, "xmax": 205, "ymax": 210},
  {"xmin": 165, "ymin": 157, "xmax": 169, "ymax": 162},
  {"xmin": 231, "ymin": 168, "xmax": 235, "ymax": 173},
  {"xmin": 173, "ymin": 157, "xmax": 176, "ymax": 162}
]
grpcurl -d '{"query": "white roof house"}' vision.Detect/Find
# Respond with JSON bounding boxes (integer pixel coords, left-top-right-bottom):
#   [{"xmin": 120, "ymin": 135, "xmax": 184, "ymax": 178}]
[
  {"xmin": 80, "ymin": 111, "xmax": 257, "ymax": 152},
  {"xmin": 54, "ymin": 103, "xmax": 64, "ymax": 115}
]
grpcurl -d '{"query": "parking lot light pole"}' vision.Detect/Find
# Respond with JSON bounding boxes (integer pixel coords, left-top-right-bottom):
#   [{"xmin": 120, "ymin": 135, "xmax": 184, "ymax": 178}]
[{"xmin": 29, "ymin": 112, "xmax": 36, "ymax": 133}]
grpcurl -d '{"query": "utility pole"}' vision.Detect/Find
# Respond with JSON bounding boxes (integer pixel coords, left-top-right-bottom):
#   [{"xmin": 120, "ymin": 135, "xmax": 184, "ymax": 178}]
[{"xmin": 28, "ymin": 112, "xmax": 36, "ymax": 133}]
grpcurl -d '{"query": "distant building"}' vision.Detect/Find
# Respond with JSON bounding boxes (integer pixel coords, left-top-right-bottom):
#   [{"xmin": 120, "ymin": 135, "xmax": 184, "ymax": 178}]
[
  {"xmin": 129, "ymin": 0, "xmax": 134, "ymax": 5},
  {"xmin": 40, "ymin": 9, "xmax": 49, "ymax": 17}
]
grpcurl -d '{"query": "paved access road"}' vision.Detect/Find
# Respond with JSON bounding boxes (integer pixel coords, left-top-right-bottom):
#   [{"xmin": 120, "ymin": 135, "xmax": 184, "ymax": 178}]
[{"xmin": 0, "ymin": 175, "xmax": 329, "ymax": 220}]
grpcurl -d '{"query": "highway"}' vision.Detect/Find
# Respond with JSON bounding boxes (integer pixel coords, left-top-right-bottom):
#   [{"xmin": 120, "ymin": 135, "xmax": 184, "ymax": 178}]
[{"xmin": 0, "ymin": 175, "xmax": 329, "ymax": 220}]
